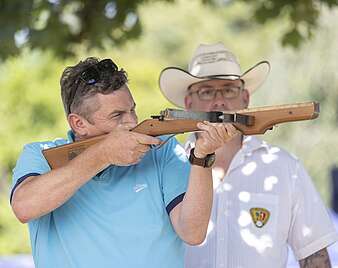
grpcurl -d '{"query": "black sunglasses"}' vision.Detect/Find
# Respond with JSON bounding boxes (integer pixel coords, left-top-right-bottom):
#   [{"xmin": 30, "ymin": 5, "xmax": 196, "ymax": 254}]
[{"xmin": 67, "ymin": 59, "xmax": 118, "ymax": 114}]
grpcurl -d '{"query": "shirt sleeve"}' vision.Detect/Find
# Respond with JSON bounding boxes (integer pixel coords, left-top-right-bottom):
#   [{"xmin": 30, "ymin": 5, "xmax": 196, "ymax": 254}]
[
  {"xmin": 11, "ymin": 142, "xmax": 51, "ymax": 203},
  {"xmin": 157, "ymin": 136, "xmax": 191, "ymax": 214},
  {"xmin": 288, "ymin": 159, "xmax": 338, "ymax": 260}
]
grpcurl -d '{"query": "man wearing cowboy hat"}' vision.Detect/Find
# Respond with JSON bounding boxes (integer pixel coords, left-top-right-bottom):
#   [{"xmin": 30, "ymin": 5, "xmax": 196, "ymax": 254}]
[{"xmin": 159, "ymin": 43, "xmax": 338, "ymax": 268}]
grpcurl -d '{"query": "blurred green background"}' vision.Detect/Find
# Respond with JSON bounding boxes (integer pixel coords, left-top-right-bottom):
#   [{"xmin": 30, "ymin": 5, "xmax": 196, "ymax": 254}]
[{"xmin": 0, "ymin": 0, "xmax": 337, "ymax": 255}]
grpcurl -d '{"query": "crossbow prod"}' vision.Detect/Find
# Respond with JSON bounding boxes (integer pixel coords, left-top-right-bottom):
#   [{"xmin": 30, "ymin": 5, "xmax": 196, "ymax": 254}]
[{"xmin": 42, "ymin": 102, "xmax": 319, "ymax": 169}]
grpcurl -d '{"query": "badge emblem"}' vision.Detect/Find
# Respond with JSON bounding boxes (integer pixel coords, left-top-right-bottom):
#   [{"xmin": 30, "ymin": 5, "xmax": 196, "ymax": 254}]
[{"xmin": 250, "ymin": 208, "xmax": 270, "ymax": 228}]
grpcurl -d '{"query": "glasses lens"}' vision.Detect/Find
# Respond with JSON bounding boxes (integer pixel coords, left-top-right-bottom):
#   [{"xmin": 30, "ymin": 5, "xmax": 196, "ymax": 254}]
[
  {"xmin": 222, "ymin": 87, "xmax": 240, "ymax": 98},
  {"xmin": 97, "ymin": 59, "xmax": 118, "ymax": 72},
  {"xmin": 197, "ymin": 86, "xmax": 242, "ymax": 100},
  {"xmin": 80, "ymin": 67, "xmax": 100, "ymax": 85},
  {"xmin": 197, "ymin": 88, "xmax": 215, "ymax": 100}
]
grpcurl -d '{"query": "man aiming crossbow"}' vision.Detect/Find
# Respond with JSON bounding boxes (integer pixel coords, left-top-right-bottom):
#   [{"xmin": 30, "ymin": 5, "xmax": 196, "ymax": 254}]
[{"xmin": 10, "ymin": 57, "xmax": 239, "ymax": 268}]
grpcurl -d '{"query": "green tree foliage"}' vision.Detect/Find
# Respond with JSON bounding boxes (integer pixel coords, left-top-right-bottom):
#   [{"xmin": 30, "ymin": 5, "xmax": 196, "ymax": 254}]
[
  {"xmin": 0, "ymin": 0, "xmax": 173, "ymax": 60},
  {"xmin": 1, "ymin": 0, "xmax": 338, "ymax": 60},
  {"xmin": 238, "ymin": 0, "xmax": 338, "ymax": 48},
  {"xmin": 0, "ymin": 52, "xmax": 67, "ymax": 173}
]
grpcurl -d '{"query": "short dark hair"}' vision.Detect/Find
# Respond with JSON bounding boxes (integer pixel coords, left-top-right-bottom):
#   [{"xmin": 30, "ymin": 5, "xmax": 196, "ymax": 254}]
[{"xmin": 60, "ymin": 57, "xmax": 128, "ymax": 119}]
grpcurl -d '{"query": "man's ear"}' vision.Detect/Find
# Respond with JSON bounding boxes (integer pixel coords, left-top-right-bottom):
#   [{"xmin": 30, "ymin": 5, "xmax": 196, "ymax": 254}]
[
  {"xmin": 184, "ymin": 94, "xmax": 192, "ymax": 110},
  {"xmin": 242, "ymin": 89, "xmax": 250, "ymax": 108},
  {"xmin": 67, "ymin": 113, "xmax": 90, "ymax": 138}
]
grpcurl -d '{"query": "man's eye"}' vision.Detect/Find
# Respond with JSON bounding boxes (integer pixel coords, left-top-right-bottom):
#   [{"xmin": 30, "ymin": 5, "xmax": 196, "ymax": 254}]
[
  {"xmin": 111, "ymin": 113, "xmax": 121, "ymax": 118},
  {"xmin": 199, "ymin": 89, "xmax": 214, "ymax": 95},
  {"xmin": 225, "ymin": 87, "xmax": 238, "ymax": 93}
]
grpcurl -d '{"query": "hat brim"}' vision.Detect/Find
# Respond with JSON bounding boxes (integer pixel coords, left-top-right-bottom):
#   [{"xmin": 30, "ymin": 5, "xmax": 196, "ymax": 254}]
[{"xmin": 159, "ymin": 61, "xmax": 270, "ymax": 108}]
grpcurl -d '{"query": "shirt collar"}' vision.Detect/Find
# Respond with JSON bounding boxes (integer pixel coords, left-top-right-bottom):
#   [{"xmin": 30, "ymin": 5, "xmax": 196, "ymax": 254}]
[
  {"xmin": 184, "ymin": 133, "xmax": 196, "ymax": 153},
  {"xmin": 241, "ymin": 135, "xmax": 269, "ymax": 155},
  {"xmin": 67, "ymin": 130, "xmax": 76, "ymax": 142}
]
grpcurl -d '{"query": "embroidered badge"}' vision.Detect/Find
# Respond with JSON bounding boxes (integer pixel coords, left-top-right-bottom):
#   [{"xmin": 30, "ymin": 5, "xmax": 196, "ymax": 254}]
[{"xmin": 250, "ymin": 208, "xmax": 270, "ymax": 228}]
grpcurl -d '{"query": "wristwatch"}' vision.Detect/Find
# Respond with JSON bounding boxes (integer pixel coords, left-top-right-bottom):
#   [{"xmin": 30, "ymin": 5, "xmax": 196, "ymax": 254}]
[{"xmin": 189, "ymin": 148, "xmax": 216, "ymax": 168}]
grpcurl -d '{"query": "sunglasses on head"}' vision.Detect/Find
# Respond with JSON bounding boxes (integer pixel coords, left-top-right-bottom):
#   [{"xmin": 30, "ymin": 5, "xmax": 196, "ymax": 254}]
[{"xmin": 67, "ymin": 59, "xmax": 118, "ymax": 114}]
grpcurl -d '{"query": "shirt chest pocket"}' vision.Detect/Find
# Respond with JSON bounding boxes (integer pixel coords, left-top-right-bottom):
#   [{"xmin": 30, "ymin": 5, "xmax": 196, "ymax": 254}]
[{"xmin": 237, "ymin": 193, "xmax": 279, "ymax": 252}]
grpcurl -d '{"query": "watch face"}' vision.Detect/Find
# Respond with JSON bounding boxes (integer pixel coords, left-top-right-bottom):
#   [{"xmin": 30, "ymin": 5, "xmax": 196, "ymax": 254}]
[{"xmin": 206, "ymin": 153, "xmax": 216, "ymax": 167}]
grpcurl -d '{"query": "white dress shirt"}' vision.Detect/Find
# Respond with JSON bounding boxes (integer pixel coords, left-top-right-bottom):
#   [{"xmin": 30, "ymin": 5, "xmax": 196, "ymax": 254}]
[{"xmin": 184, "ymin": 135, "xmax": 338, "ymax": 268}]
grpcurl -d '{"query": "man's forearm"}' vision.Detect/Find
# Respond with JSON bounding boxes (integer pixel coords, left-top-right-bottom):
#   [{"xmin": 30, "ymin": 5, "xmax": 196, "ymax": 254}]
[
  {"xmin": 299, "ymin": 248, "xmax": 331, "ymax": 268},
  {"xmin": 171, "ymin": 166, "xmax": 213, "ymax": 245},
  {"xmin": 12, "ymin": 142, "xmax": 110, "ymax": 223}
]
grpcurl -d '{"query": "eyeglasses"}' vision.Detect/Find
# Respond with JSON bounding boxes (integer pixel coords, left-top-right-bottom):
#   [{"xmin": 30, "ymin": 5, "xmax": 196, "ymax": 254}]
[
  {"xmin": 189, "ymin": 85, "xmax": 243, "ymax": 101},
  {"xmin": 67, "ymin": 59, "xmax": 118, "ymax": 114}
]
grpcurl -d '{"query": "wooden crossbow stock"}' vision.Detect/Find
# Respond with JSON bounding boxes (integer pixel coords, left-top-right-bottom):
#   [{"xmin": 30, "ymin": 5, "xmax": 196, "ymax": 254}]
[{"xmin": 42, "ymin": 102, "xmax": 319, "ymax": 169}]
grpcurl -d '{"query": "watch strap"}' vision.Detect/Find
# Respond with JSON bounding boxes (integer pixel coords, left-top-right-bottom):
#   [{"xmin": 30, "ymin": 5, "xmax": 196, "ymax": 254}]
[{"xmin": 189, "ymin": 148, "xmax": 215, "ymax": 168}]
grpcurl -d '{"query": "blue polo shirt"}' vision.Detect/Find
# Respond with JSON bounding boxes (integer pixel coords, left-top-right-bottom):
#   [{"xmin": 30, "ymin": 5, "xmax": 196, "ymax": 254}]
[{"xmin": 11, "ymin": 132, "xmax": 190, "ymax": 268}]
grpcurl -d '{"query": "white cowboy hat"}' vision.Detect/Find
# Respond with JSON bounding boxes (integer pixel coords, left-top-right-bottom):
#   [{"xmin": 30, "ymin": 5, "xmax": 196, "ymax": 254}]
[{"xmin": 159, "ymin": 42, "xmax": 270, "ymax": 108}]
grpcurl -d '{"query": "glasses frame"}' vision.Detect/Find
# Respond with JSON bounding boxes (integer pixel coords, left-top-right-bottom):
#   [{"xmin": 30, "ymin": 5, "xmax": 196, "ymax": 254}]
[
  {"xmin": 188, "ymin": 82, "xmax": 244, "ymax": 101},
  {"xmin": 67, "ymin": 59, "xmax": 118, "ymax": 115}
]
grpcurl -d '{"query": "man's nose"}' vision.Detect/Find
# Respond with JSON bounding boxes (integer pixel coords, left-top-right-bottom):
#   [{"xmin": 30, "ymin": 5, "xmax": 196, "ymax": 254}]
[
  {"xmin": 212, "ymin": 90, "xmax": 227, "ymax": 110},
  {"xmin": 122, "ymin": 112, "xmax": 138, "ymax": 126}
]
